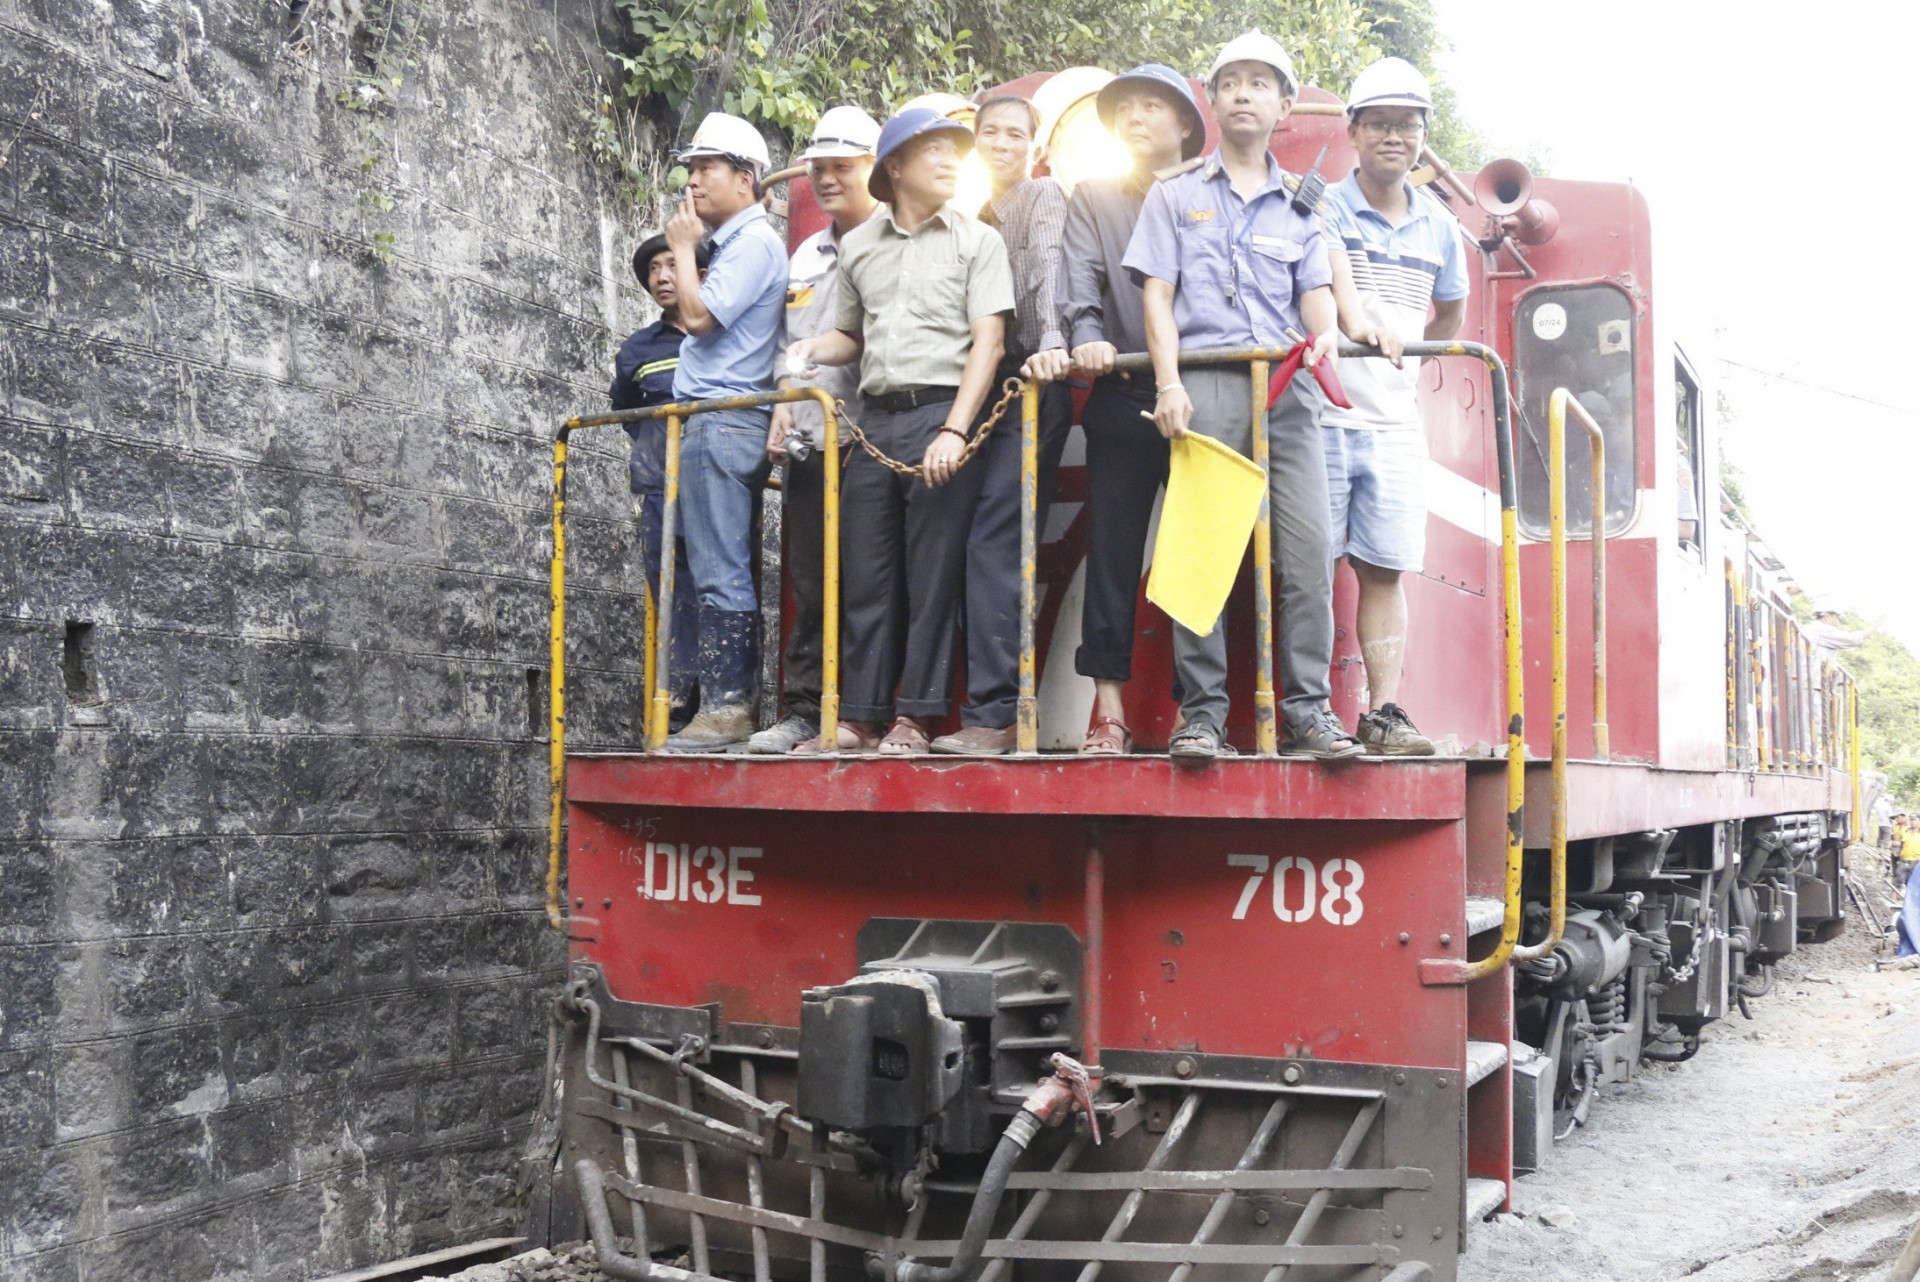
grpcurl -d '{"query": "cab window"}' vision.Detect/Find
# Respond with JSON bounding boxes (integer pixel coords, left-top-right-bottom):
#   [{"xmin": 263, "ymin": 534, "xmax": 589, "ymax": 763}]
[
  {"xmin": 1513, "ymin": 285, "xmax": 1638, "ymax": 538},
  {"xmin": 1673, "ymin": 351, "xmax": 1704, "ymax": 554}
]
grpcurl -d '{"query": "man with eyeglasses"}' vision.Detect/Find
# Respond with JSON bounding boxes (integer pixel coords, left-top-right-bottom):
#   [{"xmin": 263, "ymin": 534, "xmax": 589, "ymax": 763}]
[
  {"xmin": 1317, "ymin": 57, "xmax": 1468, "ymax": 755},
  {"xmin": 784, "ymin": 106, "xmax": 1014, "ymax": 755}
]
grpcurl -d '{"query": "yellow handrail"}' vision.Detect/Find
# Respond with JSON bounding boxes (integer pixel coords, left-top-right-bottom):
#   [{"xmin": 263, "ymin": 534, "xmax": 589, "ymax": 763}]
[
  {"xmin": 1510, "ymin": 390, "xmax": 1609, "ymax": 963},
  {"xmin": 550, "ymin": 344, "xmax": 1528, "ymax": 984},
  {"xmin": 546, "ymin": 386, "xmax": 838, "ymax": 927},
  {"xmin": 1087, "ymin": 341, "xmax": 1527, "ymax": 981}
]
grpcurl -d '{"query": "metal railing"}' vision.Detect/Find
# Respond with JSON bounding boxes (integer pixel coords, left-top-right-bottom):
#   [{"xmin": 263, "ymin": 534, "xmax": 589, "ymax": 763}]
[
  {"xmin": 545, "ymin": 386, "xmax": 839, "ymax": 926},
  {"xmin": 545, "ymin": 343, "xmax": 1535, "ymax": 980},
  {"xmin": 1546, "ymin": 390, "xmax": 1609, "ymax": 759},
  {"xmin": 1501, "ymin": 389, "xmax": 1611, "ymax": 968}
]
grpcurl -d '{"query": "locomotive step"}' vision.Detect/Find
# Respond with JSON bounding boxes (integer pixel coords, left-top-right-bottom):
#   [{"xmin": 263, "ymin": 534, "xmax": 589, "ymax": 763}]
[
  {"xmin": 1465, "ymin": 1176, "xmax": 1507, "ymax": 1223},
  {"xmin": 1465, "ymin": 897, "xmax": 1505, "ymax": 936},
  {"xmin": 1464, "ymin": 1039, "xmax": 1508, "ymax": 1088}
]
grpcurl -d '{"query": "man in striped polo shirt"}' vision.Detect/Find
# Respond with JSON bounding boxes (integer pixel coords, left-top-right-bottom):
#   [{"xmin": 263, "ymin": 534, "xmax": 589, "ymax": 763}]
[{"xmin": 1321, "ymin": 57, "xmax": 1468, "ymax": 754}]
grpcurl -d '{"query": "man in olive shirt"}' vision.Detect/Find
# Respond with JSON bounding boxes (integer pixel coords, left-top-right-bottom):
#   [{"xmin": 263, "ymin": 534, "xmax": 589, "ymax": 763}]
[{"xmin": 786, "ymin": 106, "xmax": 1014, "ymax": 754}]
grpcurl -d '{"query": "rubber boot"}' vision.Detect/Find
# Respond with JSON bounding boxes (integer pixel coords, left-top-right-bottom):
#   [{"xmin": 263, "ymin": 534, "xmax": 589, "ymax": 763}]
[{"xmin": 662, "ymin": 609, "xmax": 759, "ymax": 752}]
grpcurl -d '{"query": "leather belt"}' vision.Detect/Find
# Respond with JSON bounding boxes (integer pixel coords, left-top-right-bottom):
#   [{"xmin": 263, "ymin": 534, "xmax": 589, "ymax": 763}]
[{"xmin": 866, "ymin": 385, "xmax": 959, "ymax": 413}]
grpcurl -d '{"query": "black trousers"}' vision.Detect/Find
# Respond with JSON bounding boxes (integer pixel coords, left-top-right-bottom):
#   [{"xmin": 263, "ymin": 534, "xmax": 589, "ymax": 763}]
[
  {"xmin": 839, "ymin": 400, "xmax": 985, "ymax": 723},
  {"xmin": 962, "ymin": 380, "xmax": 1073, "ymax": 727},
  {"xmin": 1074, "ymin": 376, "xmax": 1169, "ymax": 682},
  {"xmin": 778, "ymin": 449, "xmax": 825, "ymax": 722}
]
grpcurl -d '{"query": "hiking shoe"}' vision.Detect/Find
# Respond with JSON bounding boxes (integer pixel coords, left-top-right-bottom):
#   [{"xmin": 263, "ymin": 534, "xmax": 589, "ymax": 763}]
[
  {"xmin": 930, "ymin": 725, "xmax": 1016, "ymax": 755},
  {"xmin": 1356, "ymin": 704, "xmax": 1436, "ymax": 756},
  {"xmin": 661, "ymin": 704, "xmax": 754, "ymax": 752},
  {"xmin": 1281, "ymin": 712, "xmax": 1365, "ymax": 760},
  {"xmin": 747, "ymin": 714, "xmax": 819, "ymax": 755}
]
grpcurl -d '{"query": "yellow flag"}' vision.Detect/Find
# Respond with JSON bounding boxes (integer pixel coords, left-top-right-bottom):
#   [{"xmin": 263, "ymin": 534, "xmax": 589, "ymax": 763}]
[{"xmin": 1145, "ymin": 433, "xmax": 1266, "ymax": 637}]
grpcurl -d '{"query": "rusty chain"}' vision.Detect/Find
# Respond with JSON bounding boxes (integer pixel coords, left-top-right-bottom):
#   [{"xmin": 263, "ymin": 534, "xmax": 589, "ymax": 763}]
[{"xmin": 835, "ymin": 376, "xmax": 1027, "ymax": 482}]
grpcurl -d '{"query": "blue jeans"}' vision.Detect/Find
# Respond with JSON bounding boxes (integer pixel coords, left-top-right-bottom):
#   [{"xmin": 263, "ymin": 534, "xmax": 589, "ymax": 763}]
[
  {"xmin": 679, "ymin": 407, "xmax": 772, "ymax": 707},
  {"xmin": 680, "ymin": 408, "xmax": 772, "ymax": 614},
  {"xmin": 636, "ymin": 489, "xmax": 698, "ymax": 708}
]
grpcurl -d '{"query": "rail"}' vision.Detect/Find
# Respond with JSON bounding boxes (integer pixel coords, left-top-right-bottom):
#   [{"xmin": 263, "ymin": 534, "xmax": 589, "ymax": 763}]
[
  {"xmin": 545, "ymin": 386, "xmax": 840, "ymax": 927},
  {"xmin": 1504, "ymin": 390, "xmax": 1608, "ymax": 966},
  {"xmin": 545, "ymin": 344, "xmax": 1530, "ymax": 981}
]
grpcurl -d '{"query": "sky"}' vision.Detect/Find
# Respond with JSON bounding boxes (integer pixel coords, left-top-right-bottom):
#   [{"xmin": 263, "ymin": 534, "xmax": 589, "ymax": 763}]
[{"xmin": 1430, "ymin": 0, "xmax": 1920, "ymax": 647}]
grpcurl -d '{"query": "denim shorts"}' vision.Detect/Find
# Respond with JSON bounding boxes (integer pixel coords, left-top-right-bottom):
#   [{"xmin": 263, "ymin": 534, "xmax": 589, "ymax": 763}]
[{"xmin": 1325, "ymin": 425, "xmax": 1427, "ymax": 573}]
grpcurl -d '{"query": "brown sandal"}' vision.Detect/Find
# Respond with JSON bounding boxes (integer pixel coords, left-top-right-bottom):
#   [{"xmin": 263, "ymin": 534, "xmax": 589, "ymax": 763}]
[
  {"xmin": 1080, "ymin": 717, "xmax": 1133, "ymax": 756},
  {"xmin": 793, "ymin": 720, "xmax": 882, "ymax": 755},
  {"xmin": 877, "ymin": 716, "xmax": 930, "ymax": 755}
]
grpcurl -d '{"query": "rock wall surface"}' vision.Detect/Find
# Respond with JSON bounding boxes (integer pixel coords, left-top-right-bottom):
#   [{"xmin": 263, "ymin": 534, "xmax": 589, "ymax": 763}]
[{"xmin": 0, "ymin": 0, "xmax": 651, "ymax": 1276}]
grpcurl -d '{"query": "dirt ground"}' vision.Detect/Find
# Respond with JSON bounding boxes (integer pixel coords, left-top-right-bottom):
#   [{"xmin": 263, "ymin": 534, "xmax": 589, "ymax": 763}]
[
  {"xmin": 438, "ymin": 853, "xmax": 1920, "ymax": 1282},
  {"xmin": 1461, "ymin": 852, "xmax": 1920, "ymax": 1282}
]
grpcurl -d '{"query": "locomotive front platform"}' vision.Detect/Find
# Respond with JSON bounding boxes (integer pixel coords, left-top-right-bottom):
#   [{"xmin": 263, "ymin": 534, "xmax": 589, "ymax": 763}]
[{"xmin": 531, "ymin": 750, "xmax": 1850, "ymax": 1282}]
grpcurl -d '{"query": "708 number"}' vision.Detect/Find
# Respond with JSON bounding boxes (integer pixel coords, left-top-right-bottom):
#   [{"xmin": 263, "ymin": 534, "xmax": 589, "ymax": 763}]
[{"xmin": 1227, "ymin": 854, "xmax": 1365, "ymax": 925}]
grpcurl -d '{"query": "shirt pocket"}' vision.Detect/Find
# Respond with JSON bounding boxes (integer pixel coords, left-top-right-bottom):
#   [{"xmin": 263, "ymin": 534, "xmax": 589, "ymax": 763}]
[
  {"xmin": 1174, "ymin": 216, "xmax": 1233, "ymax": 295},
  {"xmin": 907, "ymin": 257, "xmax": 968, "ymax": 323},
  {"xmin": 1248, "ymin": 233, "xmax": 1305, "ymax": 266}
]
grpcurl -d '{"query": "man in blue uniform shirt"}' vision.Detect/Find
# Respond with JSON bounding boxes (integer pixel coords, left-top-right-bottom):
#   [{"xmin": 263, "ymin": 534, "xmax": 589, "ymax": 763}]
[
  {"xmin": 612, "ymin": 232, "xmax": 711, "ymax": 732},
  {"xmin": 660, "ymin": 112, "xmax": 790, "ymax": 751},
  {"xmin": 1124, "ymin": 30, "xmax": 1362, "ymax": 762}
]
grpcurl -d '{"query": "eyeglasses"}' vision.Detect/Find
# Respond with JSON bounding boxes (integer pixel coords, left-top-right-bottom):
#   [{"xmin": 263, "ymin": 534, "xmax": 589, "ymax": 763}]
[{"xmin": 1356, "ymin": 117, "xmax": 1426, "ymax": 139}]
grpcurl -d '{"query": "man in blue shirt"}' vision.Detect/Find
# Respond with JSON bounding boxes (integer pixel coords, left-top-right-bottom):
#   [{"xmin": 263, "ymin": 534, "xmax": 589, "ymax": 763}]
[
  {"xmin": 1319, "ymin": 58, "xmax": 1469, "ymax": 755},
  {"xmin": 660, "ymin": 112, "xmax": 789, "ymax": 751},
  {"xmin": 612, "ymin": 232, "xmax": 711, "ymax": 732},
  {"xmin": 1124, "ymin": 31, "xmax": 1361, "ymax": 762}
]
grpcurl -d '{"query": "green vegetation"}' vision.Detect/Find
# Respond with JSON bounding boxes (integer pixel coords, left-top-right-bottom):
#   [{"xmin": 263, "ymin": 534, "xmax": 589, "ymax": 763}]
[
  {"xmin": 582, "ymin": 0, "xmax": 1480, "ymax": 201},
  {"xmin": 1818, "ymin": 609, "xmax": 1920, "ymax": 805}
]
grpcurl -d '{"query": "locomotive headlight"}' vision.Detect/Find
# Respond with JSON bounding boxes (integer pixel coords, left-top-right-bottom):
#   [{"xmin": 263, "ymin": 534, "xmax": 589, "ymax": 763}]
[
  {"xmin": 953, "ymin": 151, "xmax": 995, "ymax": 216},
  {"xmin": 1045, "ymin": 97, "xmax": 1135, "ymax": 195},
  {"xmin": 1031, "ymin": 67, "xmax": 1130, "ymax": 197}
]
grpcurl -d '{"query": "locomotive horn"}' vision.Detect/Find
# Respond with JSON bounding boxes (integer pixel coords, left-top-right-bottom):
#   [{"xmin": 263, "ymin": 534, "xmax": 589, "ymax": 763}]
[{"xmin": 1474, "ymin": 157, "xmax": 1560, "ymax": 246}]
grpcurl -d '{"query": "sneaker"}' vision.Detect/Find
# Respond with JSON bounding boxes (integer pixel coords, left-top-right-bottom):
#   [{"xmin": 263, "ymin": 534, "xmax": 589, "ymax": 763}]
[
  {"xmin": 930, "ymin": 725, "xmax": 1017, "ymax": 755},
  {"xmin": 1281, "ymin": 711, "xmax": 1366, "ymax": 760},
  {"xmin": 660, "ymin": 705, "xmax": 754, "ymax": 752},
  {"xmin": 1356, "ymin": 704, "xmax": 1436, "ymax": 756},
  {"xmin": 747, "ymin": 714, "xmax": 819, "ymax": 755}
]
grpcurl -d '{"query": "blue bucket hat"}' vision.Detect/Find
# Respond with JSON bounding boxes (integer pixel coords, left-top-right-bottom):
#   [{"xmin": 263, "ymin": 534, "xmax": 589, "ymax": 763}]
[
  {"xmin": 1095, "ymin": 63, "xmax": 1207, "ymax": 161},
  {"xmin": 870, "ymin": 106, "xmax": 975, "ymax": 201}
]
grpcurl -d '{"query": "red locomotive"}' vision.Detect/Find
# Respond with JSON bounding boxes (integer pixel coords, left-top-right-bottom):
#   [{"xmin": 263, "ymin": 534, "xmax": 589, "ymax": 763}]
[{"xmin": 527, "ymin": 69, "xmax": 1859, "ymax": 1282}]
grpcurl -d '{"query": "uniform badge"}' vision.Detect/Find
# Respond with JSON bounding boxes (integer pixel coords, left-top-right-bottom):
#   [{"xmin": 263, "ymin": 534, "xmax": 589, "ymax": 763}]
[
  {"xmin": 1187, "ymin": 210, "xmax": 1216, "ymax": 223},
  {"xmin": 787, "ymin": 285, "xmax": 814, "ymax": 308}
]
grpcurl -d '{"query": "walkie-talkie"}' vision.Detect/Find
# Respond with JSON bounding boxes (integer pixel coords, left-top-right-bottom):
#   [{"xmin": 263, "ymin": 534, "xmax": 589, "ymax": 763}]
[{"xmin": 1290, "ymin": 145, "xmax": 1330, "ymax": 216}]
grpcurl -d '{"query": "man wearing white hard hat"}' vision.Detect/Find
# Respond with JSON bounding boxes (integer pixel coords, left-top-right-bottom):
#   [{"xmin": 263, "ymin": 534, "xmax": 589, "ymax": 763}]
[
  {"xmin": 1124, "ymin": 30, "xmax": 1359, "ymax": 762},
  {"xmin": 659, "ymin": 111, "xmax": 789, "ymax": 752},
  {"xmin": 748, "ymin": 106, "xmax": 883, "ymax": 755},
  {"xmin": 1317, "ymin": 57, "xmax": 1468, "ymax": 755}
]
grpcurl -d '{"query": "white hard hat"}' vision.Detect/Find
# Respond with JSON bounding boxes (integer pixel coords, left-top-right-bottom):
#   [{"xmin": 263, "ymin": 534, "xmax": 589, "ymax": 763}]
[
  {"xmin": 798, "ymin": 105, "xmax": 882, "ymax": 162},
  {"xmin": 676, "ymin": 112, "xmax": 771, "ymax": 173},
  {"xmin": 1206, "ymin": 31, "xmax": 1298, "ymax": 98},
  {"xmin": 1345, "ymin": 57, "xmax": 1433, "ymax": 119}
]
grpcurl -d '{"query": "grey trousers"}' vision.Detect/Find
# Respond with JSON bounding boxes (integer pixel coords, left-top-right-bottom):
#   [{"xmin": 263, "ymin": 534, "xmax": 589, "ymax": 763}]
[{"xmin": 1172, "ymin": 366, "xmax": 1335, "ymax": 734}]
